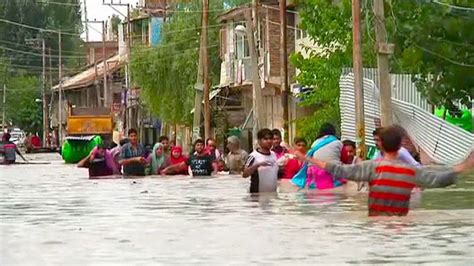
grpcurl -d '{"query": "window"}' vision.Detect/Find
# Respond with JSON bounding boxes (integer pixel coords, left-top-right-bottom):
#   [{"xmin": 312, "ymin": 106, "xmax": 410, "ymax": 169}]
[
  {"xmin": 219, "ymin": 28, "xmax": 227, "ymax": 60},
  {"xmin": 234, "ymin": 22, "xmax": 250, "ymax": 59}
]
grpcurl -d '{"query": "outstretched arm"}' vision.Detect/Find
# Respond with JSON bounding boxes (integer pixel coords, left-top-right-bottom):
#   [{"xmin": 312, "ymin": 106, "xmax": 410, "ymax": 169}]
[
  {"xmin": 15, "ymin": 147, "xmax": 28, "ymax": 162},
  {"xmin": 77, "ymin": 154, "xmax": 91, "ymax": 168},
  {"xmin": 162, "ymin": 162, "xmax": 187, "ymax": 174},
  {"xmin": 296, "ymin": 151, "xmax": 376, "ymax": 182},
  {"xmin": 415, "ymin": 152, "xmax": 474, "ymax": 188}
]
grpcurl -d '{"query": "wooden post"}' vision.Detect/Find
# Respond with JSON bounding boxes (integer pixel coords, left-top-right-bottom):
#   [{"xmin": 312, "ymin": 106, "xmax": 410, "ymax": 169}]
[
  {"xmin": 352, "ymin": 0, "xmax": 366, "ymax": 159},
  {"xmin": 374, "ymin": 0, "xmax": 393, "ymax": 126},
  {"xmin": 202, "ymin": 0, "xmax": 211, "ymax": 141},
  {"xmin": 280, "ymin": 0, "xmax": 290, "ymax": 143}
]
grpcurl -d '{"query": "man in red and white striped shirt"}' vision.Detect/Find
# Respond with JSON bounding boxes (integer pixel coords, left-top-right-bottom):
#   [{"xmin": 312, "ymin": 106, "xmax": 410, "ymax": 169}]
[{"xmin": 299, "ymin": 125, "xmax": 474, "ymax": 216}]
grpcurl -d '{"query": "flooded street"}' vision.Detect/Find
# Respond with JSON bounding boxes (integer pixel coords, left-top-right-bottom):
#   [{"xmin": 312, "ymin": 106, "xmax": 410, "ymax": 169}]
[{"xmin": 1, "ymin": 153, "xmax": 473, "ymax": 265}]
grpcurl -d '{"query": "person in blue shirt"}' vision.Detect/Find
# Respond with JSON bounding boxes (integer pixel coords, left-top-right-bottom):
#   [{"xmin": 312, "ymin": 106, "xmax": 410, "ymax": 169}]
[{"xmin": 119, "ymin": 128, "xmax": 147, "ymax": 176}]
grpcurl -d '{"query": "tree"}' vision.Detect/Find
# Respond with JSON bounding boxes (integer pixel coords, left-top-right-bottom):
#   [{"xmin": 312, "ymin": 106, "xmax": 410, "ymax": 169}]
[
  {"xmin": 290, "ymin": 0, "xmax": 376, "ymax": 140},
  {"xmin": 0, "ymin": 0, "xmax": 84, "ymax": 69},
  {"xmin": 292, "ymin": 0, "xmax": 473, "ymax": 140},
  {"xmin": 110, "ymin": 15, "xmax": 121, "ymax": 40},
  {"xmin": 0, "ymin": 0, "xmax": 83, "ymax": 134},
  {"xmin": 389, "ymin": 0, "xmax": 474, "ymax": 114},
  {"xmin": 0, "ymin": 62, "xmax": 42, "ymax": 133},
  {"xmin": 130, "ymin": 0, "xmax": 250, "ymax": 127}
]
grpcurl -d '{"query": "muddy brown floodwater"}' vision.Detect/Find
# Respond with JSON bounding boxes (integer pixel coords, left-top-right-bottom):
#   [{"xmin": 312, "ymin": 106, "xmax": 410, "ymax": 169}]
[{"xmin": 1, "ymin": 153, "xmax": 473, "ymax": 265}]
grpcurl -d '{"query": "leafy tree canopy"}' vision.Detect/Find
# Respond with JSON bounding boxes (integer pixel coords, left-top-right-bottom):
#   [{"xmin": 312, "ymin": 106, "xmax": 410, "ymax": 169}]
[
  {"xmin": 130, "ymin": 0, "xmax": 250, "ymax": 126},
  {"xmin": 292, "ymin": 0, "xmax": 473, "ymax": 140}
]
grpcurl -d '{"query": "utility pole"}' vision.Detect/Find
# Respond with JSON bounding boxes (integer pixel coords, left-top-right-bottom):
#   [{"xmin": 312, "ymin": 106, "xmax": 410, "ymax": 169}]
[
  {"xmin": 49, "ymin": 48, "xmax": 52, "ymax": 90},
  {"xmin": 84, "ymin": 19, "xmax": 108, "ymax": 107},
  {"xmin": 192, "ymin": 33, "xmax": 204, "ymax": 142},
  {"xmin": 2, "ymin": 84, "xmax": 5, "ymax": 132},
  {"xmin": 202, "ymin": 0, "xmax": 211, "ymax": 141},
  {"xmin": 102, "ymin": 20, "xmax": 108, "ymax": 107},
  {"xmin": 26, "ymin": 37, "xmax": 49, "ymax": 144},
  {"xmin": 49, "ymin": 47, "xmax": 52, "ymax": 141},
  {"xmin": 352, "ymin": 0, "xmax": 366, "ymax": 159},
  {"xmin": 244, "ymin": 9, "xmax": 264, "ymax": 144},
  {"xmin": 102, "ymin": 0, "xmax": 131, "ymax": 132},
  {"xmin": 280, "ymin": 0, "xmax": 289, "ymax": 144},
  {"xmin": 2, "ymin": 65, "xmax": 6, "ymax": 132},
  {"xmin": 58, "ymin": 31, "xmax": 63, "ymax": 146},
  {"xmin": 42, "ymin": 39, "xmax": 48, "ymax": 146},
  {"xmin": 84, "ymin": 0, "xmax": 89, "ymax": 42},
  {"xmin": 127, "ymin": 4, "xmax": 132, "ymax": 132},
  {"xmin": 374, "ymin": 0, "xmax": 393, "ymax": 126}
]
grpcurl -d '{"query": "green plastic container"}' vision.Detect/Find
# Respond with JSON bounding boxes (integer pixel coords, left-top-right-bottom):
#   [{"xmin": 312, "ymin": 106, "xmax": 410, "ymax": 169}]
[
  {"xmin": 435, "ymin": 107, "xmax": 473, "ymax": 133},
  {"xmin": 61, "ymin": 136, "xmax": 103, "ymax": 164}
]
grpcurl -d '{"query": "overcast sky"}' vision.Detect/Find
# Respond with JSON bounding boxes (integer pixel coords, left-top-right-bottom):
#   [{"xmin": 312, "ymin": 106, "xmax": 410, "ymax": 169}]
[{"xmin": 81, "ymin": 0, "xmax": 136, "ymax": 41}]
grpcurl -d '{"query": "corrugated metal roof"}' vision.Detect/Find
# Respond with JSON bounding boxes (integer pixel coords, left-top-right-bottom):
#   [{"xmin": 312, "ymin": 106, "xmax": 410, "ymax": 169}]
[
  {"xmin": 52, "ymin": 54, "xmax": 122, "ymax": 91},
  {"xmin": 340, "ymin": 74, "xmax": 473, "ymax": 164},
  {"xmin": 342, "ymin": 68, "xmax": 432, "ymax": 112}
]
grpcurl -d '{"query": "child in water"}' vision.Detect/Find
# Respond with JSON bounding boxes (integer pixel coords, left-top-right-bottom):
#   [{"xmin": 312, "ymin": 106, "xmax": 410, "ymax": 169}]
[{"xmin": 297, "ymin": 125, "xmax": 474, "ymax": 216}]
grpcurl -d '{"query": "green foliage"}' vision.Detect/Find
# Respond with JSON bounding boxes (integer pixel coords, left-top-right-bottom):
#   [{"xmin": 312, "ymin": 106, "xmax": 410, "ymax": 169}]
[
  {"xmin": 293, "ymin": 0, "xmax": 474, "ymax": 140},
  {"xmin": 388, "ymin": 0, "xmax": 474, "ymax": 112},
  {"xmin": 0, "ymin": 64, "xmax": 42, "ymax": 133},
  {"xmin": 0, "ymin": 0, "xmax": 84, "ymax": 69},
  {"xmin": 110, "ymin": 15, "xmax": 121, "ymax": 39},
  {"xmin": 291, "ymin": 0, "xmax": 376, "ymax": 140},
  {"xmin": 0, "ymin": 0, "xmax": 83, "ymax": 133},
  {"xmin": 130, "ymin": 0, "xmax": 250, "ymax": 126}
]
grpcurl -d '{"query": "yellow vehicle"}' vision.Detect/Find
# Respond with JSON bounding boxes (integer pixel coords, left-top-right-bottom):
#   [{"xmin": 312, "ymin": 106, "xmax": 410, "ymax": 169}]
[{"xmin": 61, "ymin": 107, "xmax": 113, "ymax": 163}]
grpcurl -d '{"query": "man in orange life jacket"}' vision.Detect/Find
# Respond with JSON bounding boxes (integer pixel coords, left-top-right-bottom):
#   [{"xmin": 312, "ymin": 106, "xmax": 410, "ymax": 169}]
[{"xmin": 297, "ymin": 125, "xmax": 474, "ymax": 216}]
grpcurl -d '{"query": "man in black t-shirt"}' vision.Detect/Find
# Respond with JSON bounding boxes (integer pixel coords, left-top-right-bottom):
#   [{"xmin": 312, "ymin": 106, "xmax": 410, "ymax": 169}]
[{"xmin": 164, "ymin": 139, "xmax": 216, "ymax": 176}]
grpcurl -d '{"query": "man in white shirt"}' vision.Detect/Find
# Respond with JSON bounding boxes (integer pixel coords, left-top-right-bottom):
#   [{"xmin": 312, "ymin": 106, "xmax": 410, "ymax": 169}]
[{"xmin": 243, "ymin": 129, "xmax": 279, "ymax": 193}]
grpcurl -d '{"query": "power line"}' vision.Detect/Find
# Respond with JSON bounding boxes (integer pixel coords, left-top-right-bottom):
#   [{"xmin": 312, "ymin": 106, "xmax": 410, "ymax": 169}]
[
  {"xmin": 0, "ymin": 18, "xmax": 81, "ymax": 36},
  {"xmin": 2, "ymin": 44, "xmax": 220, "ymax": 79},
  {"xmin": 0, "ymin": 62, "xmax": 82, "ymax": 72},
  {"xmin": 0, "ymin": 45, "xmax": 87, "ymax": 59},
  {"xmin": 388, "ymin": 5, "xmax": 474, "ymax": 68},
  {"xmin": 0, "ymin": 39, "xmax": 86, "ymax": 55},
  {"xmin": 37, "ymin": 1, "xmax": 81, "ymax": 7},
  {"xmin": 432, "ymin": 0, "xmax": 474, "ymax": 12},
  {"xmin": 414, "ymin": 44, "xmax": 474, "ymax": 67},
  {"xmin": 261, "ymin": 4, "xmax": 299, "ymax": 14}
]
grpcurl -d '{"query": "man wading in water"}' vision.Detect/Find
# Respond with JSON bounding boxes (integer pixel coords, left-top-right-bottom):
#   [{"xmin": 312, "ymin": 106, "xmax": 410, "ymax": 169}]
[
  {"xmin": 163, "ymin": 139, "xmax": 217, "ymax": 176},
  {"xmin": 0, "ymin": 133, "xmax": 28, "ymax": 164},
  {"xmin": 297, "ymin": 125, "xmax": 474, "ymax": 216},
  {"xmin": 119, "ymin": 128, "xmax": 146, "ymax": 176},
  {"xmin": 243, "ymin": 128, "xmax": 279, "ymax": 193}
]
